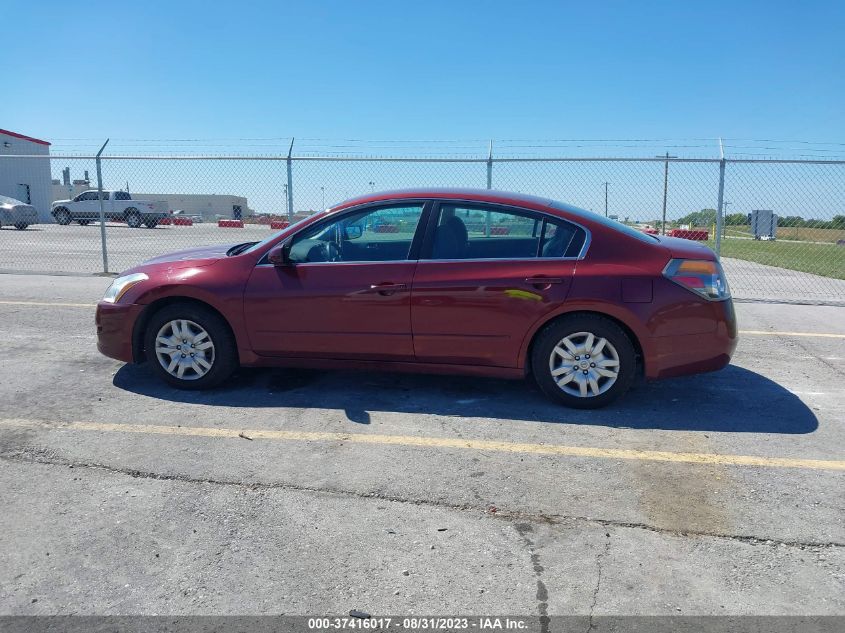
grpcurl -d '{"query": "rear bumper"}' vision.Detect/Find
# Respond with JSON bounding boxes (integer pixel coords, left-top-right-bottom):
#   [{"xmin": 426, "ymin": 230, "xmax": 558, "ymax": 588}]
[
  {"xmin": 95, "ymin": 301, "xmax": 144, "ymax": 363},
  {"xmin": 646, "ymin": 299, "xmax": 738, "ymax": 380},
  {"xmin": 1, "ymin": 208, "xmax": 38, "ymax": 224}
]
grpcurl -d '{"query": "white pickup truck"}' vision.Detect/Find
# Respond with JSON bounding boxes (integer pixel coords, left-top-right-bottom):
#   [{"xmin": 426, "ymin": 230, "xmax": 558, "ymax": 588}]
[{"xmin": 51, "ymin": 190, "xmax": 169, "ymax": 228}]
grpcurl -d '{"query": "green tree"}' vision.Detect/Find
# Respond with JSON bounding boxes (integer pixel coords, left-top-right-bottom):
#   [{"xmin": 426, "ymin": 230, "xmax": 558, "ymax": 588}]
[
  {"xmin": 779, "ymin": 216, "xmax": 806, "ymax": 227},
  {"xmin": 677, "ymin": 209, "xmax": 717, "ymax": 226}
]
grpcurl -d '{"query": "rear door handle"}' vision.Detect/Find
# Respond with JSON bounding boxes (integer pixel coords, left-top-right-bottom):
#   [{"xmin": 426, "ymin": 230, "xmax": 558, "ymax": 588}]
[{"xmin": 369, "ymin": 282, "xmax": 407, "ymax": 296}]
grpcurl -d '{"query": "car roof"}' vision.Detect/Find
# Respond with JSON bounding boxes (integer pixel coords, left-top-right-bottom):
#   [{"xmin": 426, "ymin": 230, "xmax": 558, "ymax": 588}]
[
  {"xmin": 330, "ymin": 188, "xmax": 660, "ymax": 246},
  {"xmin": 336, "ymin": 188, "xmax": 552, "ymax": 208},
  {"xmin": 333, "ymin": 188, "xmax": 599, "ymax": 223}
]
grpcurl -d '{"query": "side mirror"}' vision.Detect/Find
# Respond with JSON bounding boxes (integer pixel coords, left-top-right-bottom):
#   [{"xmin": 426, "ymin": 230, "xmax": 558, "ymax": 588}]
[
  {"xmin": 268, "ymin": 243, "xmax": 293, "ymax": 266},
  {"xmin": 344, "ymin": 225, "xmax": 363, "ymax": 240}
]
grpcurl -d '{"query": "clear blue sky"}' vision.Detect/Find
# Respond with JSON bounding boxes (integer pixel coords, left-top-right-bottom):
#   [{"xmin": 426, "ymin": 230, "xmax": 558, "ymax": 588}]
[{"xmin": 2, "ymin": 0, "xmax": 843, "ymax": 157}]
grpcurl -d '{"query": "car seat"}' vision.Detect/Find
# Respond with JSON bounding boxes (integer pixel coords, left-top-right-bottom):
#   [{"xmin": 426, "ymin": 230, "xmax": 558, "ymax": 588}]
[{"xmin": 433, "ymin": 216, "xmax": 469, "ymax": 259}]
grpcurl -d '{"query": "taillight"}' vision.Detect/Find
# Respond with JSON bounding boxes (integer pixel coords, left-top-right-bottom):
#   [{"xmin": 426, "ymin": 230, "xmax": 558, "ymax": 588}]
[{"xmin": 663, "ymin": 259, "xmax": 731, "ymax": 301}]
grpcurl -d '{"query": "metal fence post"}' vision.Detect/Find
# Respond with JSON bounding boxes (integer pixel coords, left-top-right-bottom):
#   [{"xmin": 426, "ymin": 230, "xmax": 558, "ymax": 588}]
[
  {"xmin": 95, "ymin": 139, "xmax": 110, "ymax": 274},
  {"xmin": 484, "ymin": 141, "xmax": 493, "ymax": 236},
  {"xmin": 658, "ymin": 151, "xmax": 676, "ymax": 234},
  {"xmin": 714, "ymin": 142, "xmax": 726, "ymax": 259},
  {"xmin": 286, "ymin": 138, "xmax": 295, "ymax": 222},
  {"xmin": 486, "ymin": 140, "xmax": 493, "ymax": 189}
]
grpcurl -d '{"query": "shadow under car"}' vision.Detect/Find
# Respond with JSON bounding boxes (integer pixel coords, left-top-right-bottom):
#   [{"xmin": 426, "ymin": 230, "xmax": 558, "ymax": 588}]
[{"xmin": 112, "ymin": 363, "xmax": 818, "ymax": 434}]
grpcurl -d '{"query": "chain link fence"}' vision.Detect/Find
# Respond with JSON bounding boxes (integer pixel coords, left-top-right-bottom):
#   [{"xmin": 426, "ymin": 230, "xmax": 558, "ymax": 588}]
[{"xmin": 1, "ymin": 153, "xmax": 843, "ymax": 304}]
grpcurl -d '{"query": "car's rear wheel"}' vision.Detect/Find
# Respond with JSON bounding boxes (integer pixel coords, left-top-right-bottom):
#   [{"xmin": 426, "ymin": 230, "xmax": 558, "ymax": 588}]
[
  {"xmin": 14, "ymin": 223, "xmax": 29, "ymax": 230},
  {"xmin": 143, "ymin": 219, "xmax": 158, "ymax": 228},
  {"xmin": 125, "ymin": 209, "xmax": 142, "ymax": 228},
  {"xmin": 55, "ymin": 208, "xmax": 72, "ymax": 225},
  {"xmin": 143, "ymin": 303, "xmax": 237, "ymax": 390},
  {"xmin": 531, "ymin": 314, "xmax": 636, "ymax": 409},
  {"xmin": 78, "ymin": 219, "xmax": 90, "ymax": 226}
]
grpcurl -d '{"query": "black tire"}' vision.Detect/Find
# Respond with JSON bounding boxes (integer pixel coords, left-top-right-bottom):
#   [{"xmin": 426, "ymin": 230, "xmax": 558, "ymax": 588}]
[
  {"xmin": 78, "ymin": 220, "xmax": 90, "ymax": 226},
  {"xmin": 14, "ymin": 223, "xmax": 28, "ymax": 230},
  {"xmin": 125, "ymin": 209, "xmax": 142, "ymax": 228},
  {"xmin": 143, "ymin": 219, "xmax": 158, "ymax": 228},
  {"xmin": 55, "ymin": 208, "xmax": 72, "ymax": 225},
  {"xmin": 530, "ymin": 314, "xmax": 637, "ymax": 409},
  {"xmin": 143, "ymin": 302, "xmax": 238, "ymax": 390}
]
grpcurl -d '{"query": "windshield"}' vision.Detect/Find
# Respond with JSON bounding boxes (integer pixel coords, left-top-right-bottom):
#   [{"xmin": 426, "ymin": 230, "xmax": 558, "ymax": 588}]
[
  {"xmin": 241, "ymin": 214, "xmax": 321, "ymax": 255},
  {"xmin": 549, "ymin": 200, "xmax": 658, "ymax": 243},
  {"xmin": 0, "ymin": 195, "xmax": 25, "ymax": 205}
]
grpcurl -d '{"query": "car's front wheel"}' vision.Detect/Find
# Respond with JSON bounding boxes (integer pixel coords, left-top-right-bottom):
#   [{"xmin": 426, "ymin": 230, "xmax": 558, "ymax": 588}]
[
  {"xmin": 54, "ymin": 208, "xmax": 72, "ymax": 225},
  {"xmin": 531, "ymin": 314, "xmax": 636, "ymax": 409},
  {"xmin": 143, "ymin": 303, "xmax": 238, "ymax": 389},
  {"xmin": 14, "ymin": 223, "xmax": 29, "ymax": 230}
]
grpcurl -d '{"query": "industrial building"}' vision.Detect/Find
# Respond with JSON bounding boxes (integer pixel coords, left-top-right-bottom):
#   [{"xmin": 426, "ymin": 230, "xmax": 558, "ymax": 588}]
[
  {"xmin": 48, "ymin": 169, "xmax": 252, "ymax": 222},
  {"xmin": 0, "ymin": 129, "xmax": 53, "ymax": 222},
  {"xmin": 129, "ymin": 193, "xmax": 252, "ymax": 221},
  {"xmin": 52, "ymin": 169, "xmax": 92, "ymax": 203}
]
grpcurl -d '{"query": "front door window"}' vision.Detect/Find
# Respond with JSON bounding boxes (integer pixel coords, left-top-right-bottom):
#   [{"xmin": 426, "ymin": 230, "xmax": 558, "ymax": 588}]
[{"xmin": 289, "ymin": 204, "xmax": 425, "ymax": 263}]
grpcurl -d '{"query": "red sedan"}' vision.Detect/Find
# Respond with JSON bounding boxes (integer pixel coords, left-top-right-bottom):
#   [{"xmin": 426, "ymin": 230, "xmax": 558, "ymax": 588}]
[{"xmin": 96, "ymin": 189, "xmax": 737, "ymax": 408}]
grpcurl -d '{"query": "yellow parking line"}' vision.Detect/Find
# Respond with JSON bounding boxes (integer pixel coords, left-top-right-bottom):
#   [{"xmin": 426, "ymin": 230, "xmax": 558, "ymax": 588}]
[
  {"xmin": 0, "ymin": 300, "xmax": 94, "ymax": 308},
  {"xmin": 2, "ymin": 418, "xmax": 843, "ymax": 472},
  {"xmin": 739, "ymin": 330, "xmax": 845, "ymax": 339}
]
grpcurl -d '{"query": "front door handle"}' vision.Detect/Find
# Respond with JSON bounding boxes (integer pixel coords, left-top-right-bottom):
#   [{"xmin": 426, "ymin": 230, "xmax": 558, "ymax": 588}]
[
  {"xmin": 525, "ymin": 277, "xmax": 563, "ymax": 286},
  {"xmin": 525, "ymin": 277, "xmax": 563, "ymax": 289},
  {"xmin": 370, "ymin": 282, "xmax": 407, "ymax": 296}
]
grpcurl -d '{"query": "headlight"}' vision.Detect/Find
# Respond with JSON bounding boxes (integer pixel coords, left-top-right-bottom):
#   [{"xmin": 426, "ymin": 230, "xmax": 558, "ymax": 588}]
[{"xmin": 102, "ymin": 273, "xmax": 148, "ymax": 303}]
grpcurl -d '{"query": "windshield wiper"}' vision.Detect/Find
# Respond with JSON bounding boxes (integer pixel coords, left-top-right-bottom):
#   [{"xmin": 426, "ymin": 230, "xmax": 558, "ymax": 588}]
[{"xmin": 227, "ymin": 242, "xmax": 258, "ymax": 256}]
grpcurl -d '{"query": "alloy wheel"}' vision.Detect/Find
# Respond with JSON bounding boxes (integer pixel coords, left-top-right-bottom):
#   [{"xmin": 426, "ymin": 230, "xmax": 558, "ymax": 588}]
[
  {"xmin": 154, "ymin": 319, "xmax": 215, "ymax": 380},
  {"xmin": 548, "ymin": 331, "xmax": 620, "ymax": 398}
]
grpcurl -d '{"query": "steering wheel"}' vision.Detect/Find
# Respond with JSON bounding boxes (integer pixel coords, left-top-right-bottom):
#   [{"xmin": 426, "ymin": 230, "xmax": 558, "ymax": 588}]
[{"xmin": 324, "ymin": 241, "xmax": 341, "ymax": 262}]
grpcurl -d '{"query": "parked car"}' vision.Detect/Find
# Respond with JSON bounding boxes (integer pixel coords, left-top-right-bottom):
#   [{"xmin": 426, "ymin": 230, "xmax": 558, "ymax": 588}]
[
  {"xmin": 95, "ymin": 189, "xmax": 737, "ymax": 408},
  {"xmin": 171, "ymin": 210, "xmax": 204, "ymax": 223},
  {"xmin": 51, "ymin": 191, "xmax": 168, "ymax": 228},
  {"xmin": 0, "ymin": 195, "xmax": 38, "ymax": 230}
]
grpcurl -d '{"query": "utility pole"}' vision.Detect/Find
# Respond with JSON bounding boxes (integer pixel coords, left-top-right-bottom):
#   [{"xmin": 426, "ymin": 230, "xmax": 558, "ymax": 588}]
[
  {"xmin": 320, "ymin": 186, "xmax": 325, "ymax": 209},
  {"xmin": 603, "ymin": 182, "xmax": 609, "ymax": 217},
  {"xmin": 658, "ymin": 152, "xmax": 677, "ymax": 235}
]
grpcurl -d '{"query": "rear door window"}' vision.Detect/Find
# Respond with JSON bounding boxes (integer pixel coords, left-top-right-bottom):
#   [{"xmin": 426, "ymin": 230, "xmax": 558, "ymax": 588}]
[{"xmin": 426, "ymin": 204, "xmax": 584, "ymax": 260}]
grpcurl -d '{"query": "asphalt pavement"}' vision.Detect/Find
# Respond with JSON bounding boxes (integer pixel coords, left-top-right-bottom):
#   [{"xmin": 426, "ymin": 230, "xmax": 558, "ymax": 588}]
[{"xmin": 0, "ymin": 273, "xmax": 842, "ymax": 617}]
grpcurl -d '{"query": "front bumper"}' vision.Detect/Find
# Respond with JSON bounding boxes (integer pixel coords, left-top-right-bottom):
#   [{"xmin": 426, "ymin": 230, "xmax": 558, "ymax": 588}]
[{"xmin": 95, "ymin": 301, "xmax": 144, "ymax": 363}]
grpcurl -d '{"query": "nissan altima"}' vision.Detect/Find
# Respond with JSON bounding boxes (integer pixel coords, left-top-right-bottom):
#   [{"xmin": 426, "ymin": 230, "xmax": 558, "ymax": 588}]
[{"xmin": 96, "ymin": 189, "xmax": 737, "ymax": 408}]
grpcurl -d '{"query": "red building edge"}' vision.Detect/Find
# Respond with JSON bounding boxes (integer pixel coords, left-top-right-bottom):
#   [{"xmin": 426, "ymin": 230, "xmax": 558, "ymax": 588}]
[{"xmin": 0, "ymin": 129, "xmax": 51, "ymax": 146}]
